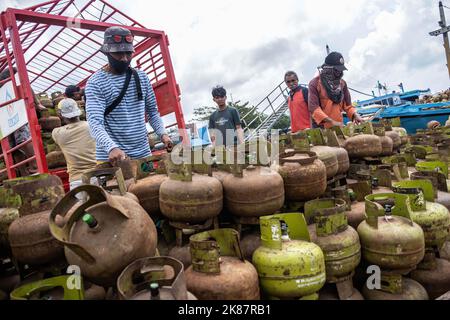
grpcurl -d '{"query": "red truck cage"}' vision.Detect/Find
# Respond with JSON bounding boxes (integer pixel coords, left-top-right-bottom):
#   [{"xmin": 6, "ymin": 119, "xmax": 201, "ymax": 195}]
[{"xmin": 0, "ymin": 0, "xmax": 187, "ymax": 190}]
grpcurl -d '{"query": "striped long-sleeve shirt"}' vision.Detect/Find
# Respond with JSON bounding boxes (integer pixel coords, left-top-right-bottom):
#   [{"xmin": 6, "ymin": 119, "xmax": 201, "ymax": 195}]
[{"xmin": 86, "ymin": 69, "xmax": 166, "ymax": 161}]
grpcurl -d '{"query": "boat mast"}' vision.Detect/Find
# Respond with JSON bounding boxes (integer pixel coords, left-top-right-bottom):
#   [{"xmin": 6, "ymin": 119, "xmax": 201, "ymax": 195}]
[{"xmin": 429, "ymin": 1, "xmax": 450, "ymax": 79}]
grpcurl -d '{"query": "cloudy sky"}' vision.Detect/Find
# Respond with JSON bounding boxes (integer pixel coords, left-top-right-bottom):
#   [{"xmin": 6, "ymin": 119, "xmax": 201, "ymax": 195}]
[{"xmin": 1, "ymin": 0, "xmax": 449, "ymax": 124}]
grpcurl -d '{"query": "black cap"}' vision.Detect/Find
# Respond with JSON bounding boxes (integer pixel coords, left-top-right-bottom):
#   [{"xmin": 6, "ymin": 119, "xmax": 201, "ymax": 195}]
[
  {"xmin": 324, "ymin": 52, "xmax": 348, "ymax": 72},
  {"xmin": 65, "ymin": 85, "xmax": 81, "ymax": 98},
  {"xmin": 101, "ymin": 26, "xmax": 135, "ymax": 54}
]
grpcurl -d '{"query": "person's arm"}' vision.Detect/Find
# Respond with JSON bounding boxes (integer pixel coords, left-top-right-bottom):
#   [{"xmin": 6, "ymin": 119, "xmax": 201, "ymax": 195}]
[
  {"xmin": 232, "ymin": 108, "xmax": 244, "ymax": 144},
  {"xmin": 143, "ymin": 74, "xmax": 171, "ymax": 147},
  {"xmin": 85, "ymin": 76, "xmax": 123, "ymax": 163},
  {"xmin": 342, "ymin": 81, "xmax": 363, "ymax": 124},
  {"xmin": 31, "ymin": 90, "xmax": 47, "ymax": 111}
]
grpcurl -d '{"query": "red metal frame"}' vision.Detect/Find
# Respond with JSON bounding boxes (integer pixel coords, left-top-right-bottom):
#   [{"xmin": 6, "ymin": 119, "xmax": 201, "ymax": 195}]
[{"xmin": 0, "ymin": 0, "xmax": 186, "ymax": 181}]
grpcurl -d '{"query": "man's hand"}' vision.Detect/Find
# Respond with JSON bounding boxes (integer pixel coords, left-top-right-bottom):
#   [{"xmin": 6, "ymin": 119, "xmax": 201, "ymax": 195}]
[
  {"xmin": 161, "ymin": 134, "xmax": 174, "ymax": 152},
  {"xmin": 353, "ymin": 114, "xmax": 365, "ymax": 125},
  {"xmin": 328, "ymin": 120, "xmax": 344, "ymax": 128},
  {"xmin": 109, "ymin": 148, "xmax": 127, "ymax": 167}
]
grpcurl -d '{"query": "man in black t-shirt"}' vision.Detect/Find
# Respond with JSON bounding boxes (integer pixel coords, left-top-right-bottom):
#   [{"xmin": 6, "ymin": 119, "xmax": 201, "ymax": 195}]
[{"xmin": 208, "ymin": 86, "xmax": 244, "ymax": 147}]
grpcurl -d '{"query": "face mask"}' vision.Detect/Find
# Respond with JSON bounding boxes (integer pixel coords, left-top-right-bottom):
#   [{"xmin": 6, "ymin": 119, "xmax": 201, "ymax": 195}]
[{"xmin": 107, "ymin": 54, "xmax": 131, "ymax": 74}]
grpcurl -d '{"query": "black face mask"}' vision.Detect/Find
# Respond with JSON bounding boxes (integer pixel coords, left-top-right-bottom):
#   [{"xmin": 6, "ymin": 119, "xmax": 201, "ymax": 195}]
[{"xmin": 107, "ymin": 54, "xmax": 131, "ymax": 74}]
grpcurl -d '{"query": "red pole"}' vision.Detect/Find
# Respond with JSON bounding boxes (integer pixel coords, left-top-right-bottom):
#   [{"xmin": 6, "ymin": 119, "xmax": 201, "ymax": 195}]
[{"xmin": 4, "ymin": 11, "xmax": 48, "ymax": 175}]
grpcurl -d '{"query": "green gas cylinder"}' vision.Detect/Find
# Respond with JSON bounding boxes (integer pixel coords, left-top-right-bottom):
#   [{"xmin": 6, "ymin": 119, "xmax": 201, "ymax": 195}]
[
  {"xmin": 253, "ymin": 213, "xmax": 326, "ymax": 300},
  {"xmin": 392, "ymin": 180, "xmax": 450, "ymax": 250}
]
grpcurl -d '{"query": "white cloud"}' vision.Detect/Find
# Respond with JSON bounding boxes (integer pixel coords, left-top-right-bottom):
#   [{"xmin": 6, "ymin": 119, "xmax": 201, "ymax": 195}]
[{"xmin": 1, "ymin": 0, "xmax": 448, "ymax": 122}]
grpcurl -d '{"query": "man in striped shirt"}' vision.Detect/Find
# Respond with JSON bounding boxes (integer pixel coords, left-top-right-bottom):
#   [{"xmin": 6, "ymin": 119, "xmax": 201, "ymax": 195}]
[{"xmin": 86, "ymin": 26, "xmax": 172, "ymax": 167}]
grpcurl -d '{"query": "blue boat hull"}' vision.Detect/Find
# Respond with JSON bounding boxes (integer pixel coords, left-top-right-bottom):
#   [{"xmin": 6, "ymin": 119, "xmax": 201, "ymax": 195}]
[{"xmin": 346, "ymin": 102, "xmax": 450, "ymax": 134}]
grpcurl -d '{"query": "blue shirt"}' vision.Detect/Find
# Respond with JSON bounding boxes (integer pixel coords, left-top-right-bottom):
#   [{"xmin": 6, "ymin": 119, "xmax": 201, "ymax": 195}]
[{"xmin": 86, "ymin": 69, "xmax": 166, "ymax": 161}]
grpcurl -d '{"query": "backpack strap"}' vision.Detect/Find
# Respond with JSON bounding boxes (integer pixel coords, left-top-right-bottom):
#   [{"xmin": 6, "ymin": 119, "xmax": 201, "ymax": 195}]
[
  {"xmin": 104, "ymin": 68, "xmax": 143, "ymax": 118},
  {"xmin": 301, "ymin": 86, "xmax": 309, "ymax": 104}
]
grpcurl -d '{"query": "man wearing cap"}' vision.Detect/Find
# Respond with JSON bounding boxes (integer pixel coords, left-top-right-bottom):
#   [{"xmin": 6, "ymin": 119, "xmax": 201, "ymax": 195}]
[
  {"xmin": 308, "ymin": 52, "xmax": 364, "ymax": 128},
  {"xmin": 52, "ymin": 98, "xmax": 97, "ymax": 190},
  {"xmin": 85, "ymin": 27, "xmax": 172, "ymax": 167},
  {"xmin": 57, "ymin": 85, "xmax": 84, "ymax": 115}
]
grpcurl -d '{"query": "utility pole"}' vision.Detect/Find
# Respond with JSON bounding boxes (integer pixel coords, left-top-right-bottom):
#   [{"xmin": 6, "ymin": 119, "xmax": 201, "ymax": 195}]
[{"xmin": 430, "ymin": 1, "xmax": 450, "ymax": 78}]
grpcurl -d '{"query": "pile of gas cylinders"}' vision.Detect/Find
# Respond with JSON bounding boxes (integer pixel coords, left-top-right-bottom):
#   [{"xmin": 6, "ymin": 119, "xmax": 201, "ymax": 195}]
[
  {"xmin": 36, "ymin": 92, "xmax": 86, "ymax": 170},
  {"xmin": 1, "ymin": 120, "xmax": 450, "ymax": 301}
]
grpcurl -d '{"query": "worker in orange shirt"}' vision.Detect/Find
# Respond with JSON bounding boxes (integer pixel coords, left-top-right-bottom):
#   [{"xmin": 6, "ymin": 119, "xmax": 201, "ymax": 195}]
[
  {"xmin": 308, "ymin": 52, "xmax": 364, "ymax": 128},
  {"xmin": 285, "ymin": 71, "xmax": 312, "ymax": 133}
]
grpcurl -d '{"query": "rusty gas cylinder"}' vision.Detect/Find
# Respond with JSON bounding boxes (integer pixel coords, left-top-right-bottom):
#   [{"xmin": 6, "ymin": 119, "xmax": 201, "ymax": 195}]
[
  {"xmin": 362, "ymin": 277, "xmax": 429, "ymax": 300},
  {"xmin": 39, "ymin": 109, "xmax": 61, "ymax": 132},
  {"xmin": 117, "ymin": 257, "xmax": 196, "ymax": 300},
  {"xmin": 223, "ymin": 165, "xmax": 284, "ymax": 218},
  {"xmin": 159, "ymin": 163, "xmax": 223, "ymax": 223},
  {"xmin": 168, "ymin": 245, "xmax": 192, "ymax": 270},
  {"xmin": 129, "ymin": 173, "xmax": 168, "ymax": 217},
  {"xmin": 2, "ymin": 174, "xmax": 65, "ymax": 217},
  {"xmin": 393, "ymin": 127, "xmax": 409, "ymax": 146},
  {"xmin": 385, "ymin": 131, "xmax": 402, "ymax": 150},
  {"xmin": 358, "ymin": 194, "xmax": 425, "ymax": 271},
  {"xmin": 46, "ymin": 151, "xmax": 66, "ymax": 169},
  {"xmin": 319, "ymin": 283, "xmax": 364, "ymax": 300},
  {"xmin": 82, "ymin": 167, "xmax": 139, "ymax": 204},
  {"xmin": 310, "ymin": 146, "xmax": 339, "ymax": 179},
  {"xmin": 305, "ymin": 199, "xmax": 361, "ymax": 284},
  {"xmin": 49, "ymin": 185, "xmax": 158, "ymax": 287},
  {"xmin": 278, "ymin": 151, "xmax": 327, "ymax": 202},
  {"xmin": 411, "ymin": 257, "xmax": 450, "ymax": 300},
  {"xmin": 185, "ymin": 229, "xmax": 260, "ymax": 300},
  {"xmin": 0, "ymin": 208, "xmax": 19, "ymax": 254},
  {"xmin": 379, "ymin": 136, "xmax": 394, "ymax": 156},
  {"xmin": 8, "ymin": 211, "xmax": 65, "ymax": 266},
  {"xmin": 37, "ymin": 93, "xmax": 53, "ymax": 108},
  {"xmin": 240, "ymin": 230, "xmax": 262, "ymax": 263},
  {"xmin": 344, "ymin": 135, "xmax": 383, "ymax": 159}
]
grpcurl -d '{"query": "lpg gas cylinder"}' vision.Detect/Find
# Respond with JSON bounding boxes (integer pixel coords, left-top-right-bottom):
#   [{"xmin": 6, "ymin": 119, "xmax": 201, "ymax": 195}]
[
  {"xmin": 358, "ymin": 193, "xmax": 425, "ymax": 271},
  {"xmin": 81, "ymin": 167, "xmax": 139, "ymax": 204},
  {"xmin": 362, "ymin": 277, "xmax": 429, "ymax": 300},
  {"xmin": 307, "ymin": 129, "xmax": 349, "ymax": 176},
  {"xmin": 46, "ymin": 151, "xmax": 67, "ymax": 169},
  {"xmin": 305, "ymin": 199, "xmax": 361, "ymax": 282},
  {"xmin": 117, "ymin": 257, "xmax": 196, "ymax": 300},
  {"xmin": 240, "ymin": 230, "xmax": 262, "ymax": 263},
  {"xmin": 10, "ymin": 275, "xmax": 84, "ymax": 300},
  {"xmin": 319, "ymin": 283, "xmax": 364, "ymax": 300},
  {"xmin": 278, "ymin": 152, "xmax": 327, "ymax": 202},
  {"xmin": 310, "ymin": 146, "xmax": 339, "ymax": 179},
  {"xmin": 410, "ymin": 255, "xmax": 450, "ymax": 300},
  {"xmin": 344, "ymin": 135, "xmax": 383, "ymax": 159},
  {"xmin": 37, "ymin": 93, "xmax": 53, "ymax": 108},
  {"xmin": 168, "ymin": 245, "xmax": 192, "ymax": 270},
  {"xmin": 159, "ymin": 163, "xmax": 223, "ymax": 223},
  {"xmin": 385, "ymin": 131, "xmax": 402, "ymax": 150},
  {"xmin": 253, "ymin": 213, "xmax": 326, "ymax": 300},
  {"xmin": 392, "ymin": 180, "xmax": 450, "ymax": 250},
  {"xmin": 185, "ymin": 229, "xmax": 260, "ymax": 300},
  {"xmin": 49, "ymin": 185, "xmax": 158, "ymax": 287},
  {"xmin": 39, "ymin": 109, "xmax": 61, "ymax": 132},
  {"xmin": 379, "ymin": 136, "xmax": 394, "ymax": 157},
  {"xmin": 393, "ymin": 127, "xmax": 409, "ymax": 146},
  {"xmin": 51, "ymin": 92, "xmax": 64, "ymax": 107},
  {"xmin": 0, "ymin": 208, "xmax": 19, "ymax": 254},
  {"xmin": 8, "ymin": 211, "xmax": 65, "ymax": 266},
  {"xmin": 223, "ymin": 165, "xmax": 284, "ymax": 218},
  {"xmin": 129, "ymin": 173, "xmax": 168, "ymax": 217},
  {"xmin": 2, "ymin": 174, "xmax": 65, "ymax": 217}
]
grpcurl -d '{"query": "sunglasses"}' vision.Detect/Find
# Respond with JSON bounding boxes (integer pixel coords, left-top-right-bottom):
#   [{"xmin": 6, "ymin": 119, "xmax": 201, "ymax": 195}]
[{"xmin": 110, "ymin": 34, "xmax": 134, "ymax": 43}]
